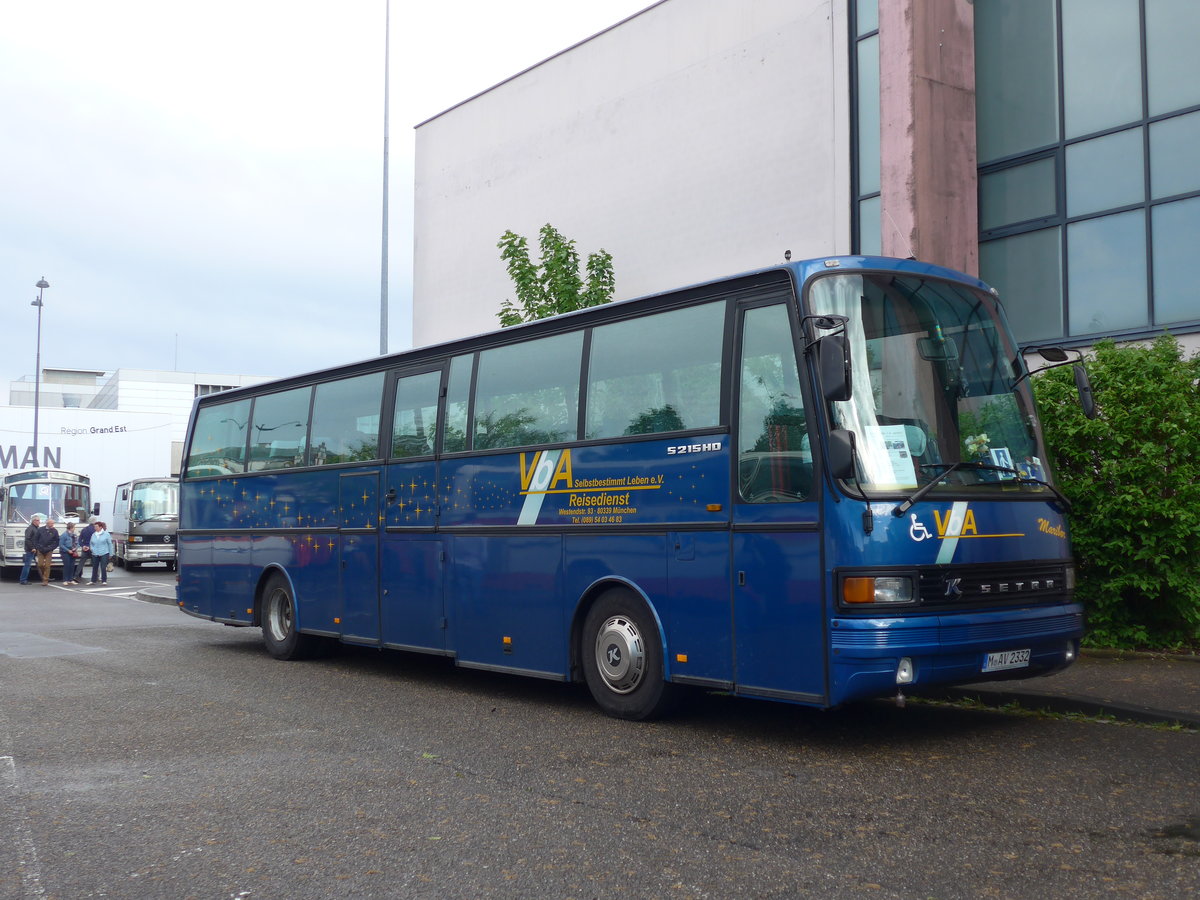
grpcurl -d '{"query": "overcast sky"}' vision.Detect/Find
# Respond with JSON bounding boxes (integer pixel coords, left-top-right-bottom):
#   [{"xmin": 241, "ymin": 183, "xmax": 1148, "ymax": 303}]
[{"xmin": 0, "ymin": 0, "xmax": 655, "ymax": 389}]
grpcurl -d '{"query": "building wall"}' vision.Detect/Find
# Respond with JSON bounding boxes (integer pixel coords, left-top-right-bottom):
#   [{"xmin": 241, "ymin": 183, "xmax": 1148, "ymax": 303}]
[
  {"xmin": 413, "ymin": 0, "xmax": 850, "ymax": 347},
  {"xmin": 3, "ymin": 367, "xmax": 274, "ymax": 517},
  {"xmin": 0, "ymin": 406, "xmax": 174, "ymax": 519}
]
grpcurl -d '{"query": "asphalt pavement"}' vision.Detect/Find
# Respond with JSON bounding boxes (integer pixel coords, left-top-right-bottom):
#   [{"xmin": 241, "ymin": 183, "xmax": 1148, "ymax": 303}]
[
  {"xmin": 4, "ymin": 576, "xmax": 1198, "ymax": 897},
  {"xmin": 941, "ymin": 650, "xmax": 1200, "ymax": 729},
  {"xmin": 133, "ymin": 582, "xmax": 1200, "ymax": 730}
]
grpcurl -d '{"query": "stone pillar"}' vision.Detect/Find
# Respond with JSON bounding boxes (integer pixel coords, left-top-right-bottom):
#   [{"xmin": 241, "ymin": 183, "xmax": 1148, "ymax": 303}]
[{"xmin": 879, "ymin": 0, "xmax": 978, "ymax": 275}]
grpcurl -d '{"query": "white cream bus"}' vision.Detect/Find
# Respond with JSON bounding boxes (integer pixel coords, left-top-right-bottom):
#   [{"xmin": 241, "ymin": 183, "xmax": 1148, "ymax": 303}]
[{"xmin": 1, "ymin": 469, "xmax": 93, "ymax": 576}]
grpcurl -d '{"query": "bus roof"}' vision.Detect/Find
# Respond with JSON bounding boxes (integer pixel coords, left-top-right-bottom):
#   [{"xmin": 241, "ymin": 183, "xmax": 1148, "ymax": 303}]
[{"xmin": 194, "ymin": 255, "xmax": 993, "ymax": 406}]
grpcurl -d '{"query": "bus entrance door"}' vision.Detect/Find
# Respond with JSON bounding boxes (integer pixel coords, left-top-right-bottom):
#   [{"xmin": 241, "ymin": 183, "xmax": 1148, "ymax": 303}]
[
  {"xmin": 731, "ymin": 299, "xmax": 825, "ymax": 705},
  {"xmin": 379, "ymin": 459, "xmax": 446, "ymax": 653},
  {"xmin": 338, "ymin": 471, "xmax": 382, "ymax": 644},
  {"xmin": 732, "ymin": 527, "xmax": 825, "ymax": 705}
]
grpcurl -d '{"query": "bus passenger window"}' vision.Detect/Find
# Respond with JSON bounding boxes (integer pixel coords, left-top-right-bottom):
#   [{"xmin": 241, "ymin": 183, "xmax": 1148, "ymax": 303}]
[
  {"xmin": 392, "ymin": 371, "xmax": 441, "ymax": 458},
  {"xmin": 185, "ymin": 398, "xmax": 251, "ymax": 477},
  {"xmin": 309, "ymin": 372, "xmax": 384, "ymax": 466},
  {"xmin": 585, "ymin": 301, "xmax": 724, "ymax": 440},
  {"xmin": 474, "ymin": 333, "xmax": 582, "ymax": 450},
  {"xmin": 738, "ymin": 305, "xmax": 810, "ymax": 502},
  {"xmin": 248, "ymin": 387, "xmax": 312, "ymax": 472},
  {"xmin": 442, "ymin": 354, "xmax": 472, "ymax": 453}
]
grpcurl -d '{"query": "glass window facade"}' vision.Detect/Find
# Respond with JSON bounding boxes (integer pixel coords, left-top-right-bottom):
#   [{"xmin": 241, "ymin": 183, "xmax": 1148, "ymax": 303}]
[
  {"xmin": 976, "ymin": 0, "xmax": 1200, "ymax": 345},
  {"xmin": 1145, "ymin": 0, "xmax": 1200, "ymax": 116},
  {"xmin": 1065, "ymin": 128, "xmax": 1144, "ymax": 217},
  {"xmin": 1061, "ymin": 0, "xmax": 1141, "ymax": 140},
  {"xmin": 851, "ymin": 3, "xmax": 880, "ymax": 254},
  {"xmin": 974, "ymin": 0, "xmax": 1059, "ymax": 164},
  {"xmin": 1152, "ymin": 197, "xmax": 1200, "ymax": 325}
]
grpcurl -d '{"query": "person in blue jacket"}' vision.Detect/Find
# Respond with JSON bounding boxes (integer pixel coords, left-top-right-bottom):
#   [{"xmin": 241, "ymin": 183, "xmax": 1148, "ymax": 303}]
[
  {"xmin": 88, "ymin": 521, "xmax": 114, "ymax": 585},
  {"xmin": 59, "ymin": 522, "xmax": 81, "ymax": 585}
]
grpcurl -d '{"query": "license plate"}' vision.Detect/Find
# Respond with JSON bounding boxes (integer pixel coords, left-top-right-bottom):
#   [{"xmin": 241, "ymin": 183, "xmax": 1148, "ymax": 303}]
[{"xmin": 983, "ymin": 648, "xmax": 1031, "ymax": 673}]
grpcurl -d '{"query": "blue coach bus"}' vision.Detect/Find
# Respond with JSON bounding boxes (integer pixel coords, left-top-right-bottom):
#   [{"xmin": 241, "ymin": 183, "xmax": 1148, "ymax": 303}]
[{"xmin": 178, "ymin": 256, "xmax": 1090, "ymax": 719}]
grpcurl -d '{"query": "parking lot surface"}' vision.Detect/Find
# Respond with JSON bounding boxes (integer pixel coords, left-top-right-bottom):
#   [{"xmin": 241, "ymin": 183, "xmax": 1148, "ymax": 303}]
[{"xmin": 1, "ymin": 574, "xmax": 1197, "ymax": 898}]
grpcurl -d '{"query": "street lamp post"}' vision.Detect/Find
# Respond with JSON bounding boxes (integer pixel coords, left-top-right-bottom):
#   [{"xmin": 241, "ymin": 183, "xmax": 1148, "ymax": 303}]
[{"xmin": 31, "ymin": 277, "xmax": 48, "ymax": 463}]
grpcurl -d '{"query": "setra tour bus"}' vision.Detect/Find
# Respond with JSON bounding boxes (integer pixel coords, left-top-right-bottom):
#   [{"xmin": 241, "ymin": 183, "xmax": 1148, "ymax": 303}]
[
  {"xmin": 111, "ymin": 477, "xmax": 180, "ymax": 571},
  {"xmin": 1, "ymin": 469, "xmax": 94, "ymax": 576},
  {"xmin": 178, "ymin": 256, "xmax": 1093, "ymax": 719}
]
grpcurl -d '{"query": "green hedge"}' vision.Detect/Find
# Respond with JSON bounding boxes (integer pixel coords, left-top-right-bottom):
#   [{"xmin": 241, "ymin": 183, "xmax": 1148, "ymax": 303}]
[{"xmin": 1034, "ymin": 335, "xmax": 1200, "ymax": 649}]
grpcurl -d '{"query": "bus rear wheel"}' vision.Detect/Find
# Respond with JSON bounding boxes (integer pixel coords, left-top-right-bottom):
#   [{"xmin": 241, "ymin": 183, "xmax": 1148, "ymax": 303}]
[
  {"xmin": 261, "ymin": 574, "xmax": 318, "ymax": 660},
  {"xmin": 581, "ymin": 589, "xmax": 677, "ymax": 720}
]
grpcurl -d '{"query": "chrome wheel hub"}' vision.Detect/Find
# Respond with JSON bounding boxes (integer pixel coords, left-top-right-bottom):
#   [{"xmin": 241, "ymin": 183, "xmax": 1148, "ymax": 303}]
[
  {"xmin": 267, "ymin": 588, "xmax": 292, "ymax": 642},
  {"xmin": 594, "ymin": 615, "xmax": 645, "ymax": 694}
]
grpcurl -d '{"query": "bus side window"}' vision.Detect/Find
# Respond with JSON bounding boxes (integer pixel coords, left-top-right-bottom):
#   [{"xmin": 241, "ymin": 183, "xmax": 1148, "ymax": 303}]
[
  {"xmin": 474, "ymin": 333, "xmax": 582, "ymax": 450},
  {"xmin": 442, "ymin": 354, "xmax": 472, "ymax": 453},
  {"xmin": 392, "ymin": 371, "xmax": 441, "ymax": 458},
  {"xmin": 310, "ymin": 372, "xmax": 385, "ymax": 466},
  {"xmin": 585, "ymin": 301, "xmax": 724, "ymax": 440},
  {"xmin": 738, "ymin": 304, "xmax": 811, "ymax": 502},
  {"xmin": 185, "ymin": 398, "xmax": 251, "ymax": 477},
  {"xmin": 248, "ymin": 387, "xmax": 312, "ymax": 472}
]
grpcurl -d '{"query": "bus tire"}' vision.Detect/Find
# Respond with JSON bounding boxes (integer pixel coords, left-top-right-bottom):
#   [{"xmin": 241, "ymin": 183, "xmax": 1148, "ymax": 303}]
[
  {"xmin": 581, "ymin": 589, "xmax": 678, "ymax": 721},
  {"xmin": 261, "ymin": 573, "xmax": 317, "ymax": 660}
]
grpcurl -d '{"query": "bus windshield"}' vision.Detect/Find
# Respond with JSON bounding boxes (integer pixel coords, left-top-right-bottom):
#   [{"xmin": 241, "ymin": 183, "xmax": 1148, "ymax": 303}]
[
  {"xmin": 129, "ymin": 481, "xmax": 179, "ymax": 522},
  {"xmin": 4, "ymin": 480, "xmax": 91, "ymax": 524},
  {"xmin": 809, "ymin": 271, "xmax": 1049, "ymax": 496}
]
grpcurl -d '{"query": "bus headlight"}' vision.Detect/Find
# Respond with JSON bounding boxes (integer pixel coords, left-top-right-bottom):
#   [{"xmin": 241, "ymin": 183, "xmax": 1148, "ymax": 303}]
[{"xmin": 842, "ymin": 575, "xmax": 915, "ymax": 607}]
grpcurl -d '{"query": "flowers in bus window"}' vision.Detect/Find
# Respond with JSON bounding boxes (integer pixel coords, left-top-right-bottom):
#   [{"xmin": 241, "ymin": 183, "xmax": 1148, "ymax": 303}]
[{"xmin": 964, "ymin": 433, "xmax": 990, "ymax": 456}]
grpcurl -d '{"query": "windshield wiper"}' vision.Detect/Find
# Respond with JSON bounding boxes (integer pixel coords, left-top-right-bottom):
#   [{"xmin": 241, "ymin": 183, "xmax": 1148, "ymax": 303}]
[
  {"xmin": 987, "ymin": 466, "xmax": 1072, "ymax": 513},
  {"xmin": 892, "ymin": 462, "xmax": 1070, "ymax": 516},
  {"xmin": 892, "ymin": 462, "xmax": 965, "ymax": 516}
]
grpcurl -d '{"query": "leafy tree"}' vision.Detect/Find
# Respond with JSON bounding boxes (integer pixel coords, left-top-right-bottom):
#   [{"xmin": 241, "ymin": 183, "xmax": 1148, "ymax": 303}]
[
  {"xmin": 624, "ymin": 404, "xmax": 684, "ymax": 436},
  {"xmin": 1034, "ymin": 335, "xmax": 1200, "ymax": 649},
  {"xmin": 497, "ymin": 224, "xmax": 614, "ymax": 326}
]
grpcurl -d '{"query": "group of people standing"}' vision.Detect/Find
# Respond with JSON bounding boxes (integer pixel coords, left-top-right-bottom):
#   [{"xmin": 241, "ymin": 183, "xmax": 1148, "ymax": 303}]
[{"xmin": 19, "ymin": 515, "xmax": 114, "ymax": 586}]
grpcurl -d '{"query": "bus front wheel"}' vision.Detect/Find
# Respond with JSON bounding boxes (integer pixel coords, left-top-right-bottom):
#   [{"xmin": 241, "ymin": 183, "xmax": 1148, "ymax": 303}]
[
  {"xmin": 581, "ymin": 589, "xmax": 677, "ymax": 720},
  {"xmin": 261, "ymin": 574, "xmax": 317, "ymax": 660}
]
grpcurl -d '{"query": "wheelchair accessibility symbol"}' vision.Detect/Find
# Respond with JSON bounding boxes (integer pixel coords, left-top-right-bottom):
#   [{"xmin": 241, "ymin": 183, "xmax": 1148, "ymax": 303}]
[{"xmin": 909, "ymin": 514, "xmax": 933, "ymax": 542}]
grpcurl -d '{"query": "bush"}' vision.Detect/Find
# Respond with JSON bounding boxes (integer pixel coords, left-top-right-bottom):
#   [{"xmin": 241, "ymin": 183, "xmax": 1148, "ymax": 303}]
[{"xmin": 1034, "ymin": 335, "xmax": 1200, "ymax": 649}]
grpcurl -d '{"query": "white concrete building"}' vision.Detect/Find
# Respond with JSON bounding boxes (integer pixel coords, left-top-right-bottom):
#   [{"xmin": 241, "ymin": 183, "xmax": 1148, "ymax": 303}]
[
  {"xmin": 3, "ymin": 367, "xmax": 271, "ymax": 517},
  {"xmin": 414, "ymin": 0, "xmax": 850, "ymax": 347}
]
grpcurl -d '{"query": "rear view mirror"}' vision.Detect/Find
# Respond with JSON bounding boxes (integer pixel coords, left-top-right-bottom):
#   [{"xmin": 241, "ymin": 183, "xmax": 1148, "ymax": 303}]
[
  {"xmin": 917, "ymin": 336, "xmax": 959, "ymax": 362},
  {"xmin": 1074, "ymin": 365, "xmax": 1097, "ymax": 419},
  {"xmin": 827, "ymin": 429, "xmax": 856, "ymax": 480},
  {"xmin": 818, "ymin": 334, "xmax": 852, "ymax": 402}
]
